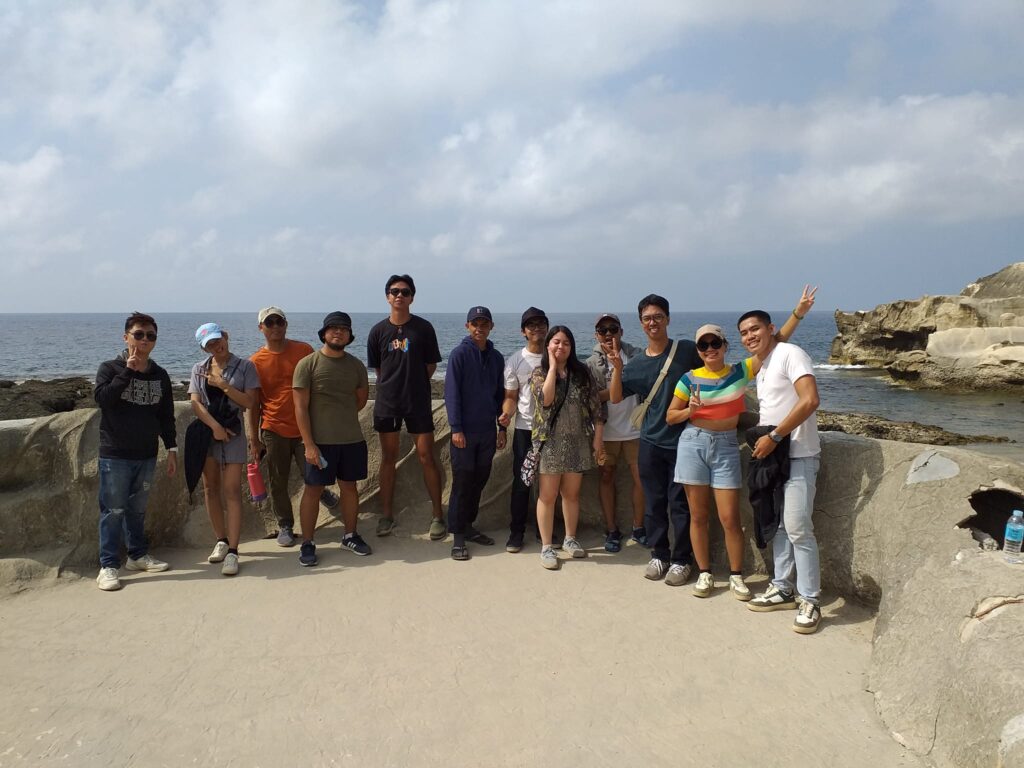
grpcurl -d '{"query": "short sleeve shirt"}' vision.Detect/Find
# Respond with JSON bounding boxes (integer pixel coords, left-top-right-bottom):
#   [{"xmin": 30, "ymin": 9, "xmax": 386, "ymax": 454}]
[
  {"xmin": 293, "ymin": 351, "xmax": 369, "ymax": 445},
  {"xmin": 755, "ymin": 342, "xmax": 820, "ymax": 458},
  {"xmin": 503, "ymin": 348, "xmax": 544, "ymax": 430},
  {"xmin": 673, "ymin": 359, "xmax": 755, "ymax": 420},
  {"xmin": 188, "ymin": 353, "xmax": 260, "ymax": 407},
  {"xmin": 366, "ymin": 315, "xmax": 441, "ymax": 420},
  {"xmin": 619, "ymin": 340, "xmax": 702, "ymax": 450},
  {"xmin": 250, "ymin": 339, "xmax": 315, "ymax": 438}
]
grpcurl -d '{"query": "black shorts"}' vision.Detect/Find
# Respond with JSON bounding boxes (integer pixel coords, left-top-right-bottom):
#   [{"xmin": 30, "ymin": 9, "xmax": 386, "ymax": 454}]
[
  {"xmin": 373, "ymin": 412, "xmax": 434, "ymax": 435},
  {"xmin": 303, "ymin": 442, "xmax": 369, "ymax": 486}
]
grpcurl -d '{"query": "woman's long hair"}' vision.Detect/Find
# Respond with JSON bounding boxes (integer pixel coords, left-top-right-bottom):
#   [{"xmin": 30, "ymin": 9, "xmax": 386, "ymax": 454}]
[{"xmin": 540, "ymin": 325, "xmax": 596, "ymax": 402}]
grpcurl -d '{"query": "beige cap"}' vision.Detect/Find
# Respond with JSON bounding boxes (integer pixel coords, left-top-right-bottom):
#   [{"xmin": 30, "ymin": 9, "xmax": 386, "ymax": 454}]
[
  {"xmin": 258, "ymin": 306, "xmax": 287, "ymax": 324},
  {"xmin": 694, "ymin": 324, "xmax": 725, "ymax": 342}
]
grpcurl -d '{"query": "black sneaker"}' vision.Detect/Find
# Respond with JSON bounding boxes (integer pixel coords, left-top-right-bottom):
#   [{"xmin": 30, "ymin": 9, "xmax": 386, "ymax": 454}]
[
  {"xmin": 342, "ymin": 533, "xmax": 372, "ymax": 556},
  {"xmin": 631, "ymin": 526, "xmax": 648, "ymax": 546},
  {"xmin": 299, "ymin": 541, "xmax": 318, "ymax": 567},
  {"xmin": 505, "ymin": 533, "xmax": 524, "ymax": 553},
  {"xmin": 604, "ymin": 529, "xmax": 623, "ymax": 553}
]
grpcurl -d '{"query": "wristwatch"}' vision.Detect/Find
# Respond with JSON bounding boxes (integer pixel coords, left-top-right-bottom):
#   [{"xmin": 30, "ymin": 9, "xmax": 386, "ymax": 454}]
[{"xmin": 769, "ymin": 430, "xmax": 783, "ymax": 443}]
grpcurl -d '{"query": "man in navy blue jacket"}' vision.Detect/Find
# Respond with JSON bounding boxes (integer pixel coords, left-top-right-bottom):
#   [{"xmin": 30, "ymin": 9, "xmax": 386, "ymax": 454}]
[{"xmin": 444, "ymin": 306, "xmax": 508, "ymax": 560}]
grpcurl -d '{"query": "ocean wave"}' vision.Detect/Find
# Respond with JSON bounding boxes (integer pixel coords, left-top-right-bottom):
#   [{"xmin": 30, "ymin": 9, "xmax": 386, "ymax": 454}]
[{"xmin": 814, "ymin": 363, "xmax": 873, "ymax": 370}]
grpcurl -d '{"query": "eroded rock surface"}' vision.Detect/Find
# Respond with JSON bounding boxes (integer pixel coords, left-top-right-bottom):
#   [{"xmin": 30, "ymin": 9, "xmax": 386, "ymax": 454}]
[{"xmin": 830, "ymin": 262, "xmax": 1024, "ymax": 390}]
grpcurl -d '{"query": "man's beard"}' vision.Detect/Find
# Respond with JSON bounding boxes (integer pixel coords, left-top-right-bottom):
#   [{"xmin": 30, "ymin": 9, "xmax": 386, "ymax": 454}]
[{"xmin": 326, "ymin": 340, "xmax": 348, "ymax": 352}]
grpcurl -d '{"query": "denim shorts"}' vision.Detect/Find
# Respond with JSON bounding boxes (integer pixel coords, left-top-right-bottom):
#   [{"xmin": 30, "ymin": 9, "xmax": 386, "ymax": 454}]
[{"xmin": 673, "ymin": 425, "xmax": 741, "ymax": 489}]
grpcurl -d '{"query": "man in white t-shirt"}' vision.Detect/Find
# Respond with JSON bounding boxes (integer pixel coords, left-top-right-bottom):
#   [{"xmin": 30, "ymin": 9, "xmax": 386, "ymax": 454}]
[
  {"xmin": 738, "ymin": 309, "xmax": 823, "ymax": 634},
  {"xmin": 586, "ymin": 313, "xmax": 646, "ymax": 552},
  {"xmin": 499, "ymin": 307, "xmax": 548, "ymax": 553}
]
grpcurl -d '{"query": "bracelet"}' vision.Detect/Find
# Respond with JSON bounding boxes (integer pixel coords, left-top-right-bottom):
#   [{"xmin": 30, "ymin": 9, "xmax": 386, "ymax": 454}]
[{"xmin": 792, "ymin": 310, "xmax": 805, "ymax": 320}]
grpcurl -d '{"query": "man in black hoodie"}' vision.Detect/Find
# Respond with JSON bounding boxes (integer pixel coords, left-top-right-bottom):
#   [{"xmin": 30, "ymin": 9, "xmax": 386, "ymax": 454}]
[{"xmin": 93, "ymin": 312, "xmax": 178, "ymax": 591}]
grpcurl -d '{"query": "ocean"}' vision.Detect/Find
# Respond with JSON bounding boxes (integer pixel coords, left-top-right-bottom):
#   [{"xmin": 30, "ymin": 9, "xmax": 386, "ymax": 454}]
[{"xmin": 2, "ymin": 312, "xmax": 1021, "ymax": 442}]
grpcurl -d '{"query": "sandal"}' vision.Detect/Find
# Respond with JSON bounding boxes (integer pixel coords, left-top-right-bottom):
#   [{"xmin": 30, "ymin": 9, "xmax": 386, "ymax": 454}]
[
  {"xmin": 451, "ymin": 546, "xmax": 471, "ymax": 561},
  {"xmin": 466, "ymin": 529, "xmax": 495, "ymax": 546}
]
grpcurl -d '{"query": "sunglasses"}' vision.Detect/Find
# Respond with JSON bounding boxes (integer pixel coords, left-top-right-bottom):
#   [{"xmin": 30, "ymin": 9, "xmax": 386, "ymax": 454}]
[
  {"xmin": 596, "ymin": 325, "xmax": 620, "ymax": 336},
  {"xmin": 262, "ymin": 316, "xmax": 285, "ymax": 327},
  {"xmin": 388, "ymin": 287, "xmax": 412, "ymax": 297},
  {"xmin": 697, "ymin": 338, "xmax": 724, "ymax": 352},
  {"xmin": 128, "ymin": 331, "xmax": 158, "ymax": 342}
]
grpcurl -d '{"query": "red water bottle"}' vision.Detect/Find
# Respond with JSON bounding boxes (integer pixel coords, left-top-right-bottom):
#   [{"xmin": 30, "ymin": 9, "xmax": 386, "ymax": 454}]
[{"xmin": 247, "ymin": 462, "xmax": 267, "ymax": 503}]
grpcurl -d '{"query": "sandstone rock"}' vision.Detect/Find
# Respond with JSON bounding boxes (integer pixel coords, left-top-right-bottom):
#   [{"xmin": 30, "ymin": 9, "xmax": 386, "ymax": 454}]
[{"xmin": 831, "ymin": 262, "xmax": 1024, "ymax": 391}]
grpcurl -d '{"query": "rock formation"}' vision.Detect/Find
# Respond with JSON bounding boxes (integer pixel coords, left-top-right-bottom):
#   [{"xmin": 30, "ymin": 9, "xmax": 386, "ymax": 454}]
[
  {"xmin": 830, "ymin": 262, "xmax": 1024, "ymax": 390},
  {"xmin": 2, "ymin": 406, "xmax": 1024, "ymax": 767}
]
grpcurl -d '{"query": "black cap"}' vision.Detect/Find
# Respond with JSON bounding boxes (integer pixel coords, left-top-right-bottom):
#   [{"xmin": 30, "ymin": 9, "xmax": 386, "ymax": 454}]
[
  {"xmin": 467, "ymin": 306, "xmax": 493, "ymax": 323},
  {"xmin": 520, "ymin": 306, "xmax": 548, "ymax": 329},
  {"xmin": 318, "ymin": 311, "xmax": 354, "ymax": 342}
]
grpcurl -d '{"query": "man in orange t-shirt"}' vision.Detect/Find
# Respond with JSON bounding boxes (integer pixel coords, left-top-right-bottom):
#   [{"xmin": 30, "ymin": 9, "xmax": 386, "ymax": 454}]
[{"xmin": 247, "ymin": 306, "xmax": 337, "ymax": 546}]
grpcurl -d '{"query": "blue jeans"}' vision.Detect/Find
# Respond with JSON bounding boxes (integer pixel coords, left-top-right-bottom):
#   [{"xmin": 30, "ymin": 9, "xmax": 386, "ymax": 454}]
[
  {"xmin": 98, "ymin": 457, "xmax": 156, "ymax": 568},
  {"xmin": 771, "ymin": 456, "xmax": 821, "ymax": 604}
]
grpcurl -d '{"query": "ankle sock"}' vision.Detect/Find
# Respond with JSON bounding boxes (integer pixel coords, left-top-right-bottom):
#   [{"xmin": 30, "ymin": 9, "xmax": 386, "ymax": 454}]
[
  {"xmin": 730, "ymin": 570, "xmax": 742, "ymax": 576},
  {"xmin": 228, "ymin": 548, "xmax": 238, "ymax": 555},
  {"xmin": 217, "ymin": 537, "xmax": 228, "ymax": 544}
]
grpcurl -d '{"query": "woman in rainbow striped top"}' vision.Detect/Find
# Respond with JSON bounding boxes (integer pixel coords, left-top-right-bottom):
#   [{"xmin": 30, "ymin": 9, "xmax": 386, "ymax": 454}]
[{"xmin": 666, "ymin": 287, "xmax": 816, "ymax": 601}]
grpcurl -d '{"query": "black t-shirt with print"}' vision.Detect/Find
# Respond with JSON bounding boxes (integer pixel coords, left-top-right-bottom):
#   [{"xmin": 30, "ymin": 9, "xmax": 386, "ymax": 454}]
[{"xmin": 366, "ymin": 314, "xmax": 442, "ymax": 419}]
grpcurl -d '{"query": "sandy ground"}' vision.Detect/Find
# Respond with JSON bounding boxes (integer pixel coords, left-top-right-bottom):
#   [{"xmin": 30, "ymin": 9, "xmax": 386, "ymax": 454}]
[{"xmin": 0, "ymin": 518, "xmax": 924, "ymax": 768}]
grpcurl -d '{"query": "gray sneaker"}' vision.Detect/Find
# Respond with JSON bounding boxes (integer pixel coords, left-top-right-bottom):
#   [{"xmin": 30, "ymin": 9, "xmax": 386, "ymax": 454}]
[
  {"xmin": 747, "ymin": 584, "xmax": 797, "ymax": 612},
  {"xmin": 320, "ymin": 489, "xmax": 339, "ymax": 509},
  {"xmin": 540, "ymin": 546, "xmax": 560, "ymax": 570},
  {"xmin": 376, "ymin": 517, "xmax": 395, "ymax": 537},
  {"xmin": 562, "ymin": 536, "xmax": 587, "ymax": 558},
  {"xmin": 124, "ymin": 554, "xmax": 169, "ymax": 573},
  {"xmin": 664, "ymin": 563, "xmax": 692, "ymax": 587},
  {"xmin": 428, "ymin": 517, "xmax": 447, "ymax": 541},
  {"xmin": 644, "ymin": 558, "xmax": 668, "ymax": 581},
  {"xmin": 276, "ymin": 527, "xmax": 296, "ymax": 547}
]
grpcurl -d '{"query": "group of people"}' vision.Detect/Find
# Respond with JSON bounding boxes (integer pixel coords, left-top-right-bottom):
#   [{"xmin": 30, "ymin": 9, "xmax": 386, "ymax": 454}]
[{"xmin": 93, "ymin": 275, "xmax": 825, "ymax": 634}]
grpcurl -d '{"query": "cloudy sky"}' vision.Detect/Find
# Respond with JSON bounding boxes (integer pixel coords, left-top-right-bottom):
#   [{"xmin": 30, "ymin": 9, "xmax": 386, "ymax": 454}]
[{"xmin": 2, "ymin": 1, "xmax": 1022, "ymax": 314}]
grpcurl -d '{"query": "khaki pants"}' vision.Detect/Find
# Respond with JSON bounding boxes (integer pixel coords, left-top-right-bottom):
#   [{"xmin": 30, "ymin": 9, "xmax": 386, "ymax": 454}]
[{"xmin": 262, "ymin": 430, "xmax": 305, "ymax": 530}]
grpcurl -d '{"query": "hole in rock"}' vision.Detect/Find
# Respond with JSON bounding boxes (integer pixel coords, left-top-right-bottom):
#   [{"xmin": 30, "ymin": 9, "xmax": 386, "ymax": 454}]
[{"xmin": 956, "ymin": 488, "xmax": 1024, "ymax": 548}]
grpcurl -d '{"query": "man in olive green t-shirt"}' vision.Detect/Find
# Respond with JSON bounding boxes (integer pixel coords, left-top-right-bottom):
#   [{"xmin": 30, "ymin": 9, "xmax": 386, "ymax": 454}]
[{"xmin": 292, "ymin": 312, "xmax": 371, "ymax": 567}]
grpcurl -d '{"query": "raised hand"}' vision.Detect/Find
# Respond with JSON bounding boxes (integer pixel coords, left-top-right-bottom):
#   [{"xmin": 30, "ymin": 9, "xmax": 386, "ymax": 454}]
[
  {"xmin": 689, "ymin": 384, "xmax": 703, "ymax": 415},
  {"xmin": 796, "ymin": 285, "xmax": 818, "ymax": 317},
  {"xmin": 206, "ymin": 360, "xmax": 227, "ymax": 391},
  {"xmin": 607, "ymin": 336, "xmax": 623, "ymax": 371},
  {"xmin": 125, "ymin": 346, "xmax": 143, "ymax": 371}
]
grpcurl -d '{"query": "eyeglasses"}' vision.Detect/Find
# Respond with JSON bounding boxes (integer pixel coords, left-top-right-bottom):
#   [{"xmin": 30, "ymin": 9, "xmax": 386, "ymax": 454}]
[
  {"xmin": 388, "ymin": 287, "xmax": 412, "ymax": 297},
  {"xmin": 262, "ymin": 316, "xmax": 285, "ymax": 327},
  {"xmin": 596, "ymin": 325, "xmax": 620, "ymax": 336},
  {"xmin": 697, "ymin": 338, "xmax": 724, "ymax": 352},
  {"xmin": 129, "ymin": 331, "xmax": 158, "ymax": 342},
  {"xmin": 524, "ymin": 321, "xmax": 548, "ymax": 331},
  {"xmin": 640, "ymin": 313, "xmax": 666, "ymax": 325}
]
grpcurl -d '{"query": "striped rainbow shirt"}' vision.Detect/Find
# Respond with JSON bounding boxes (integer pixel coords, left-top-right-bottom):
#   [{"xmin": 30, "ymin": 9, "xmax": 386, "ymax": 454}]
[{"xmin": 673, "ymin": 358, "xmax": 755, "ymax": 420}]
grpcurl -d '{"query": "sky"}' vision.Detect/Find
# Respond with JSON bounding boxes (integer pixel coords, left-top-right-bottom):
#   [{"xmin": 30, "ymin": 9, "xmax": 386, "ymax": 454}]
[{"xmin": 1, "ymin": 0, "xmax": 1022, "ymax": 314}]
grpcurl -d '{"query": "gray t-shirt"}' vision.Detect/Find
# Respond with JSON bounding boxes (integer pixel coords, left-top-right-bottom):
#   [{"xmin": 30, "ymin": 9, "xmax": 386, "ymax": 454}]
[
  {"xmin": 293, "ymin": 351, "xmax": 369, "ymax": 445},
  {"xmin": 188, "ymin": 353, "xmax": 260, "ymax": 407}
]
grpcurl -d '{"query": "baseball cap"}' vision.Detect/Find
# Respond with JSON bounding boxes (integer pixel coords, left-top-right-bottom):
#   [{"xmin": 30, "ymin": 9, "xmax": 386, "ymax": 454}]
[
  {"xmin": 467, "ymin": 306, "xmax": 493, "ymax": 323},
  {"xmin": 318, "ymin": 311, "xmax": 354, "ymax": 342},
  {"xmin": 520, "ymin": 307, "xmax": 548, "ymax": 329},
  {"xmin": 694, "ymin": 324, "xmax": 725, "ymax": 342},
  {"xmin": 595, "ymin": 313, "xmax": 620, "ymax": 327},
  {"xmin": 258, "ymin": 306, "xmax": 287, "ymax": 324},
  {"xmin": 195, "ymin": 322, "xmax": 224, "ymax": 349}
]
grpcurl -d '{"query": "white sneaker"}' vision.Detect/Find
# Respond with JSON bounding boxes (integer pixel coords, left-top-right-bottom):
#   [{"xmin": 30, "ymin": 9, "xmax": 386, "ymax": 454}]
[
  {"xmin": 729, "ymin": 574, "xmax": 752, "ymax": 601},
  {"xmin": 794, "ymin": 601, "xmax": 822, "ymax": 634},
  {"xmin": 96, "ymin": 567, "xmax": 121, "ymax": 591},
  {"xmin": 692, "ymin": 571, "xmax": 714, "ymax": 598},
  {"xmin": 208, "ymin": 541, "xmax": 229, "ymax": 563},
  {"xmin": 221, "ymin": 553, "xmax": 239, "ymax": 576},
  {"xmin": 124, "ymin": 554, "xmax": 169, "ymax": 572}
]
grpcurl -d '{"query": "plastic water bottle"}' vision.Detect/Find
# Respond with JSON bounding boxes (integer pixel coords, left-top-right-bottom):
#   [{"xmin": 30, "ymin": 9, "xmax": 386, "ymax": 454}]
[
  {"xmin": 247, "ymin": 462, "xmax": 267, "ymax": 503},
  {"xmin": 1004, "ymin": 510, "xmax": 1024, "ymax": 564}
]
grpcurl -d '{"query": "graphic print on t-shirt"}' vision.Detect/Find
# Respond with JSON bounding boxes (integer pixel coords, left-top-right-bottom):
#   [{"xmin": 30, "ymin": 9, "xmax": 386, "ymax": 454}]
[{"xmin": 391, "ymin": 338, "xmax": 410, "ymax": 352}]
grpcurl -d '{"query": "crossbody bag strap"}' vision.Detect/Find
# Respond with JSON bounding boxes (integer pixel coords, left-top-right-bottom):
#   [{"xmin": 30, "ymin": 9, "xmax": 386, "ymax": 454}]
[{"xmin": 642, "ymin": 339, "xmax": 678, "ymax": 407}]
